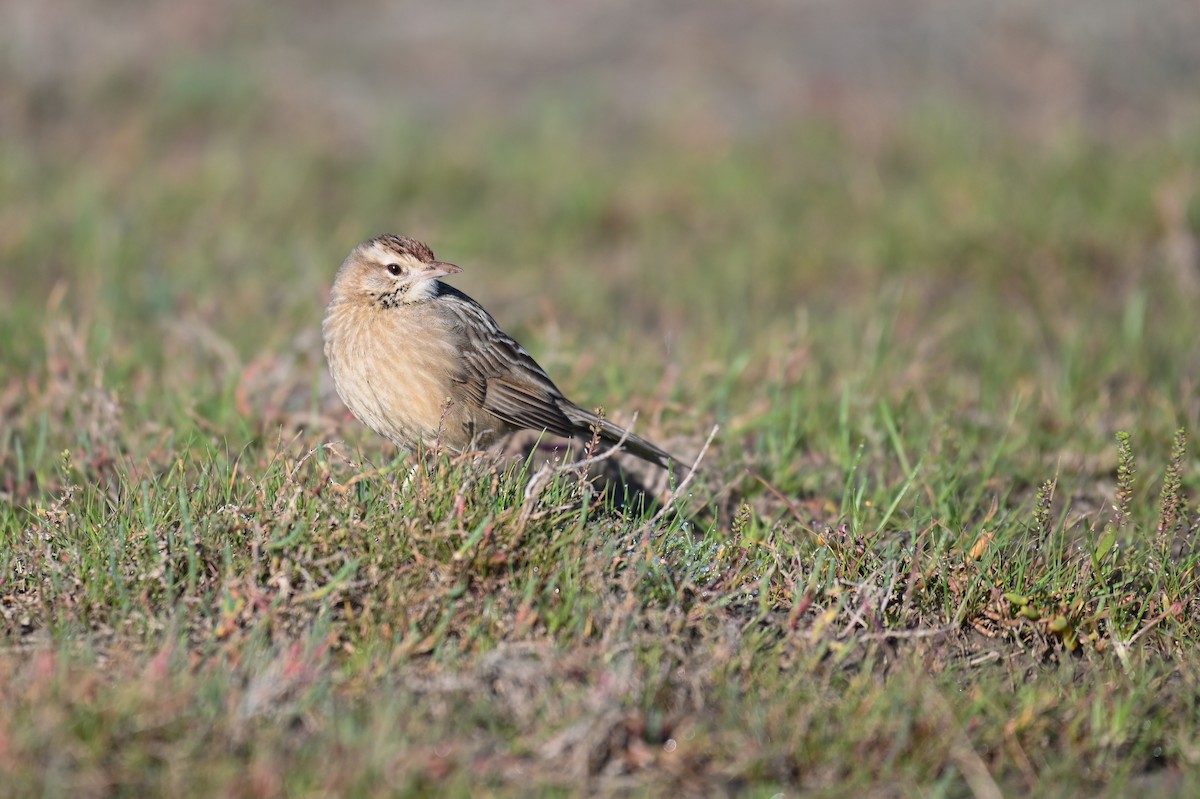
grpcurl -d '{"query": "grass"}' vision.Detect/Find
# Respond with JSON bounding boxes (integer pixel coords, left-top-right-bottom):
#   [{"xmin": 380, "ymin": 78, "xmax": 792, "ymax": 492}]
[{"xmin": 3, "ymin": 54, "xmax": 1200, "ymax": 796}]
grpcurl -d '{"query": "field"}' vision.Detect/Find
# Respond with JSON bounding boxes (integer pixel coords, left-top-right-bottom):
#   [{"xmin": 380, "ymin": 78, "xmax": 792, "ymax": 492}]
[{"xmin": 3, "ymin": 3, "xmax": 1200, "ymax": 796}]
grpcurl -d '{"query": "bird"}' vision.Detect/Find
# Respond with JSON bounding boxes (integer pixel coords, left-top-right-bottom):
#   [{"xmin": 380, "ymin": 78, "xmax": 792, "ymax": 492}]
[{"xmin": 323, "ymin": 234, "xmax": 680, "ymax": 472}]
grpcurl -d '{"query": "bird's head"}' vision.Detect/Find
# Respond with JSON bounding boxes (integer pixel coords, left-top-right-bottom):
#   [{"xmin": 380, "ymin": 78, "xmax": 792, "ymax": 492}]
[{"xmin": 332, "ymin": 234, "xmax": 462, "ymax": 306}]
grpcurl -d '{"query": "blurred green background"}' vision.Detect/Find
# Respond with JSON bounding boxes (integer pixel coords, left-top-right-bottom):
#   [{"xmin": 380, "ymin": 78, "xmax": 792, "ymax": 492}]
[
  {"xmin": 4, "ymin": 0, "xmax": 1200, "ymax": 493},
  {"xmin": 5, "ymin": 0, "xmax": 1200, "ymax": 454}
]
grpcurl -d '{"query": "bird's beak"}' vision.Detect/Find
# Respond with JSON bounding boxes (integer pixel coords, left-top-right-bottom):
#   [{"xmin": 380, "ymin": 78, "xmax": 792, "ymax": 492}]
[{"xmin": 417, "ymin": 261, "xmax": 462, "ymax": 281}]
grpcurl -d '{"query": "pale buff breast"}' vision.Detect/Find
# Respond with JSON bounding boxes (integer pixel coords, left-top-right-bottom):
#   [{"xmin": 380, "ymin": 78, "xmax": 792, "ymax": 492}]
[{"xmin": 323, "ymin": 299, "xmax": 466, "ymax": 451}]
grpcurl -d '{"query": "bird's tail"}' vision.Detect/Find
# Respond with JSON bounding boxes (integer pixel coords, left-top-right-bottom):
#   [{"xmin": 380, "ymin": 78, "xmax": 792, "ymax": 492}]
[{"xmin": 564, "ymin": 405, "xmax": 684, "ymax": 475}]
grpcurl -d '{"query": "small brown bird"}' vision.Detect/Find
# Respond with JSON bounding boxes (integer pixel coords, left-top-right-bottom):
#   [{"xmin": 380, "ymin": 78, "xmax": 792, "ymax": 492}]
[{"xmin": 323, "ymin": 234, "xmax": 679, "ymax": 471}]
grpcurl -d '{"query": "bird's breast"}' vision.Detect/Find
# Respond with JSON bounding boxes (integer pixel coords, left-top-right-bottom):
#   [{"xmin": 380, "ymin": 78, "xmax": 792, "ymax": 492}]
[{"xmin": 323, "ymin": 301, "xmax": 462, "ymax": 450}]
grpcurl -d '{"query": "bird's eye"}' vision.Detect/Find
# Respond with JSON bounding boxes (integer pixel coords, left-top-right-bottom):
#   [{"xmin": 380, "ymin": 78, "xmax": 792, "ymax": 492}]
[{"xmin": 386, "ymin": 263, "xmax": 402, "ymax": 276}]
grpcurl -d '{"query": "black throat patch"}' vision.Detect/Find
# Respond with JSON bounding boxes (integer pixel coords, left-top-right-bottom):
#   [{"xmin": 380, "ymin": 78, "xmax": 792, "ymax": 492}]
[{"xmin": 375, "ymin": 284, "xmax": 409, "ymax": 309}]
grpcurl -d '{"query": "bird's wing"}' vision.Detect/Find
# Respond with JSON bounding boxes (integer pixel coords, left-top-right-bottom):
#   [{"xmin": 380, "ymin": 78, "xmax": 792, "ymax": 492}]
[{"xmin": 435, "ymin": 284, "xmax": 579, "ymax": 438}]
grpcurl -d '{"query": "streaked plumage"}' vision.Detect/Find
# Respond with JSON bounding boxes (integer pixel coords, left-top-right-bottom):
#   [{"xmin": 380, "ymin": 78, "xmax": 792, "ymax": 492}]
[{"xmin": 323, "ymin": 234, "xmax": 678, "ymax": 471}]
